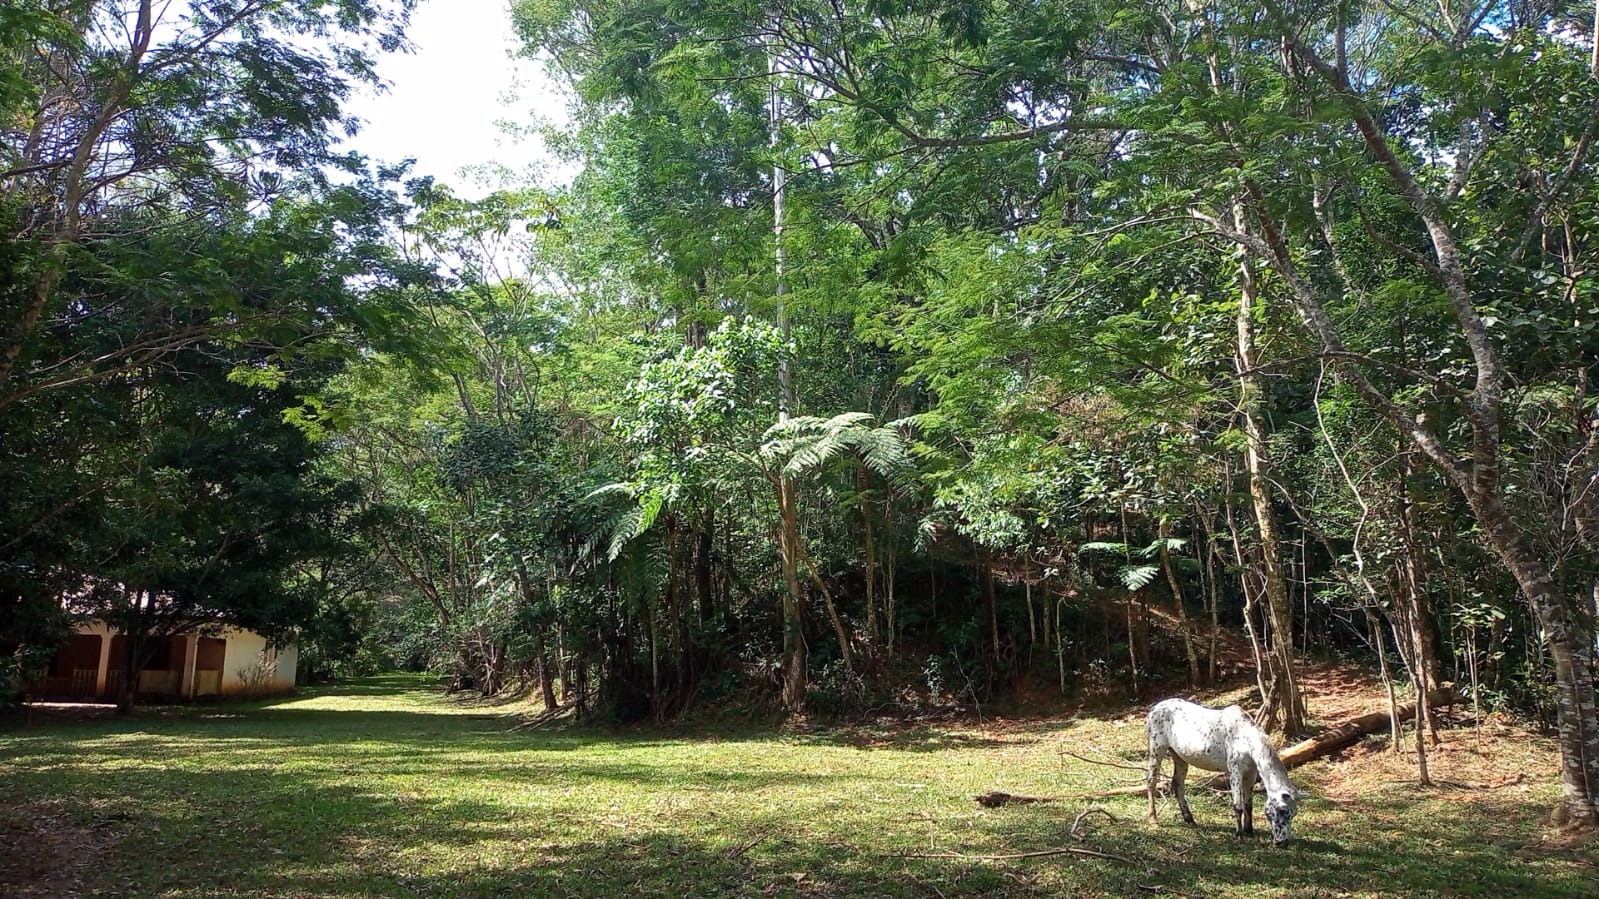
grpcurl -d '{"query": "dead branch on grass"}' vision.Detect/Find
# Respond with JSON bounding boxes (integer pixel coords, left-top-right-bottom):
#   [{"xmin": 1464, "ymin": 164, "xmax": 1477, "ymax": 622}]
[
  {"xmin": 1059, "ymin": 748, "xmax": 1146, "ymax": 771},
  {"xmin": 895, "ymin": 846, "xmax": 1130, "ymax": 863},
  {"xmin": 725, "ymin": 830, "xmax": 774, "ymax": 859},
  {"xmin": 973, "ymin": 791, "xmax": 1058, "ymax": 807},
  {"xmin": 1071, "ymin": 807, "xmax": 1118, "ymax": 840}
]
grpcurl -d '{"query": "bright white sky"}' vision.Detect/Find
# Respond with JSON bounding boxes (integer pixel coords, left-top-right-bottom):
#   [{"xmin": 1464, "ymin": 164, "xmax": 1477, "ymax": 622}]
[{"xmin": 338, "ymin": 0, "xmax": 572, "ymax": 195}]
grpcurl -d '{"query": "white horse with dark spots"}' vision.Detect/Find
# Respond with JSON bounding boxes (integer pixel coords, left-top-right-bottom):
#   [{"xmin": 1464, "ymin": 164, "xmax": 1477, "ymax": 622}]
[{"xmin": 1145, "ymin": 698, "xmax": 1300, "ymax": 846}]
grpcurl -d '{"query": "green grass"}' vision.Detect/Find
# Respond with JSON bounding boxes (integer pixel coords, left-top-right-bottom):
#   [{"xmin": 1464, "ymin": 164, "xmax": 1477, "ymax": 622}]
[{"xmin": 2, "ymin": 676, "xmax": 1593, "ymax": 898}]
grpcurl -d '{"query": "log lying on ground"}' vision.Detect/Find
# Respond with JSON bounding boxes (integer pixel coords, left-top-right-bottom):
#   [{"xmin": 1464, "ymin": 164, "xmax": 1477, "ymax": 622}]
[
  {"xmin": 1277, "ymin": 687, "xmax": 1457, "ymax": 768},
  {"xmin": 1076, "ymin": 687, "xmax": 1458, "ymax": 799}
]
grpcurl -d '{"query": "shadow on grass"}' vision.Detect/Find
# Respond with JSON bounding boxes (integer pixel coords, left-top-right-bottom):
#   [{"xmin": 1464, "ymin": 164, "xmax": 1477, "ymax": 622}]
[
  {"xmin": 1019, "ymin": 789, "xmax": 1596, "ymax": 899},
  {"xmin": 10, "ymin": 767, "xmax": 1577, "ymax": 899},
  {"xmin": 5, "ymin": 679, "xmax": 1594, "ymax": 898}
]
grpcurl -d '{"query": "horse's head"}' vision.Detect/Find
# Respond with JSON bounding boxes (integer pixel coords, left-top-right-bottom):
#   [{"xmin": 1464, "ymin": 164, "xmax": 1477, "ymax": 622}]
[{"xmin": 1265, "ymin": 790, "xmax": 1299, "ymax": 847}]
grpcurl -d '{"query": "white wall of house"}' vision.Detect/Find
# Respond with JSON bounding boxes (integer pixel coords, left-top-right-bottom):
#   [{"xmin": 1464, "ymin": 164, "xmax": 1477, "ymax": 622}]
[{"xmin": 217, "ymin": 627, "xmax": 298, "ymax": 694}]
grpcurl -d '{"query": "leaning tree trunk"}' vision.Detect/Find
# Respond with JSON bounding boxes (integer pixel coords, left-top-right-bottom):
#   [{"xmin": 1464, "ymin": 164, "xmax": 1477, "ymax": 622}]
[{"xmin": 1475, "ymin": 495, "xmax": 1599, "ymax": 826}]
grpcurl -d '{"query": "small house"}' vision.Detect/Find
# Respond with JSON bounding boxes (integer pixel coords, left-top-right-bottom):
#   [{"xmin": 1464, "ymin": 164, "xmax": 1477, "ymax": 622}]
[{"xmin": 30, "ymin": 621, "xmax": 298, "ymax": 702}]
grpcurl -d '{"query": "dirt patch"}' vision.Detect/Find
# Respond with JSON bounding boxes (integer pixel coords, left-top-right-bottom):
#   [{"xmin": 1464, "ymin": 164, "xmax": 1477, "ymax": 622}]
[
  {"xmin": 0, "ymin": 800, "xmax": 126, "ymax": 897},
  {"xmin": 1313, "ymin": 714, "xmax": 1561, "ymax": 802}
]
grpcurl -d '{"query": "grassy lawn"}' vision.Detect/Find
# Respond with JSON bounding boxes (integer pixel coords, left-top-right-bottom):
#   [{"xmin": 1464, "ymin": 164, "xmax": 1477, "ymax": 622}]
[{"xmin": 2, "ymin": 675, "xmax": 1594, "ymax": 898}]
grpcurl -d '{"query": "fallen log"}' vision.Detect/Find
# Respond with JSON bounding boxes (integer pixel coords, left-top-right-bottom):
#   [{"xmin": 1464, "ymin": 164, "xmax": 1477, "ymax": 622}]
[
  {"xmin": 1278, "ymin": 687, "xmax": 1457, "ymax": 768},
  {"xmin": 1074, "ymin": 687, "xmax": 1459, "ymax": 799}
]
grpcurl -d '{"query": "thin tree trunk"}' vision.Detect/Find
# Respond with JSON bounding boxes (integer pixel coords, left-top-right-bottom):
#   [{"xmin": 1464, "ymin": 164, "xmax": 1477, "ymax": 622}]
[
  {"xmin": 1125, "ymin": 596, "xmax": 1141, "ymax": 700},
  {"xmin": 1025, "ymin": 577, "xmax": 1036, "ymax": 663},
  {"xmin": 778, "ymin": 481, "xmax": 807, "ymax": 709},
  {"xmin": 860, "ymin": 465, "xmax": 877, "ymax": 647},
  {"xmin": 984, "ymin": 552, "xmax": 1000, "ymax": 663},
  {"xmin": 1226, "ymin": 503, "xmax": 1274, "ymax": 718},
  {"xmin": 769, "ymin": 28, "xmax": 806, "ymax": 711},
  {"xmin": 1200, "ymin": 513, "xmax": 1221, "ymax": 685},
  {"xmin": 696, "ymin": 512, "xmax": 715, "ymax": 626},
  {"xmin": 1366, "ymin": 607, "xmax": 1403, "ymax": 754},
  {"xmin": 1056, "ymin": 591, "xmax": 1067, "ymax": 695},
  {"xmin": 794, "ymin": 533, "xmax": 852, "ymax": 672},
  {"xmin": 1161, "ymin": 520, "xmax": 1201, "ymax": 687},
  {"xmin": 646, "ymin": 599, "xmax": 661, "ymax": 723},
  {"xmin": 537, "ymin": 636, "xmax": 558, "ymax": 712}
]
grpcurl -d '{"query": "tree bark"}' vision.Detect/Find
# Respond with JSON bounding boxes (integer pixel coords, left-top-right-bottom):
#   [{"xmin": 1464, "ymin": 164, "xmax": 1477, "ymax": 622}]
[
  {"xmin": 1473, "ymin": 496, "xmax": 1599, "ymax": 826},
  {"xmin": 1234, "ymin": 237, "xmax": 1305, "ymax": 736},
  {"xmin": 778, "ymin": 480, "xmax": 808, "ymax": 710}
]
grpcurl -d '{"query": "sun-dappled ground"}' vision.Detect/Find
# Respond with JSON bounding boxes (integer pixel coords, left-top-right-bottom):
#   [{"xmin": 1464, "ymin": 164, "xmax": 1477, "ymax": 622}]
[{"xmin": 2, "ymin": 674, "xmax": 1595, "ymax": 898}]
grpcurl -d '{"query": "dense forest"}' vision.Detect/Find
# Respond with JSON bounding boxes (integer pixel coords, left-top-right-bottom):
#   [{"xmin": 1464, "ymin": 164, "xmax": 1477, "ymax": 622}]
[{"xmin": 3, "ymin": 0, "xmax": 1599, "ymax": 828}]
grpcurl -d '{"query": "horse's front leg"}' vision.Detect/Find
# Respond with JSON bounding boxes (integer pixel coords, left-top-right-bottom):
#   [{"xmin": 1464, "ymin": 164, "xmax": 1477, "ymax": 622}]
[
  {"xmin": 1171, "ymin": 756, "xmax": 1195, "ymax": 825},
  {"xmin": 1229, "ymin": 763, "xmax": 1257, "ymax": 840}
]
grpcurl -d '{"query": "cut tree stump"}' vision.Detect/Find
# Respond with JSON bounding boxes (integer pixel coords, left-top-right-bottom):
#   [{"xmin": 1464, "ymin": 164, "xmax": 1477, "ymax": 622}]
[{"xmin": 1077, "ymin": 687, "xmax": 1458, "ymax": 799}]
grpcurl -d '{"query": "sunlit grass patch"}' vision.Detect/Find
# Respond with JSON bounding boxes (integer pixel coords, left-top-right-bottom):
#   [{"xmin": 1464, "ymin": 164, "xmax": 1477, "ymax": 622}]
[{"xmin": 2, "ymin": 675, "xmax": 1593, "ymax": 898}]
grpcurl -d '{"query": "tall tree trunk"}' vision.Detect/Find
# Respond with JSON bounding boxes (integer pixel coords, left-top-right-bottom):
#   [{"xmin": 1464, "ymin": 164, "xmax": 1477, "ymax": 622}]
[
  {"xmin": 117, "ymin": 630, "xmax": 143, "ymax": 715},
  {"xmin": 769, "ymin": 25, "xmax": 806, "ymax": 711},
  {"xmin": 1055, "ymin": 590, "xmax": 1067, "ymax": 695},
  {"xmin": 1234, "ymin": 237, "xmax": 1305, "ymax": 736},
  {"xmin": 646, "ymin": 600, "xmax": 661, "ymax": 723}
]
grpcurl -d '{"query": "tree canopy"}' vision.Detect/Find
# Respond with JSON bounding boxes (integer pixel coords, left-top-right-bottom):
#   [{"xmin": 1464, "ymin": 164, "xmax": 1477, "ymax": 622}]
[{"xmin": 5, "ymin": 0, "xmax": 1599, "ymax": 827}]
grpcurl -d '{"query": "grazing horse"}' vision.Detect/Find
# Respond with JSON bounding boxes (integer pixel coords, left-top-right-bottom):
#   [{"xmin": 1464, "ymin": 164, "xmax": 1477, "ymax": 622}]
[{"xmin": 1145, "ymin": 698, "xmax": 1299, "ymax": 846}]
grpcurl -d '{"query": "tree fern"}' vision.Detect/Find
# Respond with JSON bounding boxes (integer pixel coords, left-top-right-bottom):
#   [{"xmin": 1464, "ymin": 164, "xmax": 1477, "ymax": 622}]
[{"xmin": 761, "ymin": 411, "xmax": 913, "ymax": 479}]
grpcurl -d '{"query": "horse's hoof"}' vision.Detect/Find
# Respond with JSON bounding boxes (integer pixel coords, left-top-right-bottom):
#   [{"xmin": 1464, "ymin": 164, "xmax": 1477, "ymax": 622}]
[{"xmin": 1181, "ymin": 815, "xmax": 1197, "ymax": 826}]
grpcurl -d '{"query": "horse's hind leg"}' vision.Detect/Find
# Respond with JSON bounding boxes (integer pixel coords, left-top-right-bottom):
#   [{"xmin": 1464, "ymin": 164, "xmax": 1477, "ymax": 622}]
[{"xmin": 1171, "ymin": 755, "xmax": 1195, "ymax": 825}]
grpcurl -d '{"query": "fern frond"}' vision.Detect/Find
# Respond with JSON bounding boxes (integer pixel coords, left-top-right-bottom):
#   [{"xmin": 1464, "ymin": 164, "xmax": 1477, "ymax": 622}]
[
  {"xmin": 1120, "ymin": 565, "xmax": 1160, "ymax": 591},
  {"xmin": 1080, "ymin": 541, "xmax": 1130, "ymax": 555}
]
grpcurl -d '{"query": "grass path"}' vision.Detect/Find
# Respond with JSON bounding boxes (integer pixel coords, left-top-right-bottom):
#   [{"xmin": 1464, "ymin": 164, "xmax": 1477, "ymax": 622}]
[{"xmin": 2, "ymin": 675, "xmax": 1594, "ymax": 898}]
